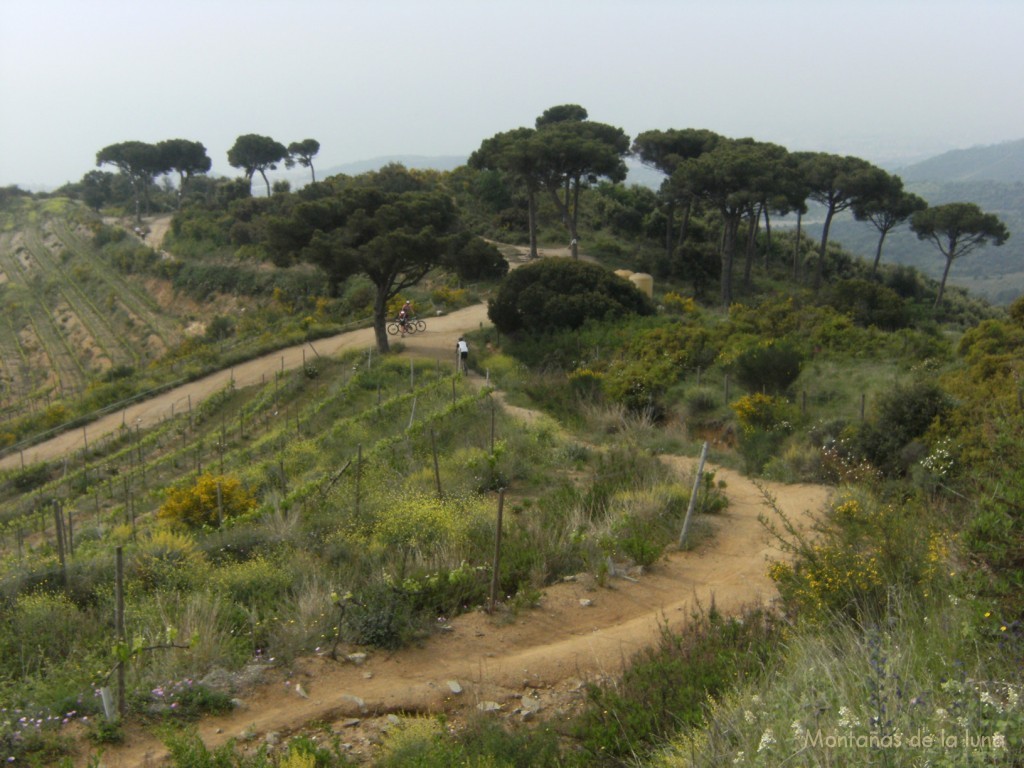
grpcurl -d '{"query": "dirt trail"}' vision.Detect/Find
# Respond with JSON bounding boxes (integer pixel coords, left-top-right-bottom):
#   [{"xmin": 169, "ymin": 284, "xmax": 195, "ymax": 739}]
[
  {"xmin": 0, "ymin": 304, "xmax": 490, "ymax": 471},
  {"xmin": 5, "ymin": 241, "xmax": 831, "ymax": 764},
  {"xmin": 79, "ymin": 460, "xmax": 828, "ymax": 766}
]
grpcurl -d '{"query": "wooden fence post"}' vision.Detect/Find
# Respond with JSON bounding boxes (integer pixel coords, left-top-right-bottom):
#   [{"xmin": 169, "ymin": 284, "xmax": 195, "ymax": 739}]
[
  {"xmin": 679, "ymin": 442, "xmax": 709, "ymax": 548},
  {"xmin": 115, "ymin": 546, "xmax": 126, "ymax": 718},
  {"xmin": 431, "ymin": 429, "xmax": 442, "ymax": 500},
  {"xmin": 53, "ymin": 501, "xmax": 67, "ymax": 588},
  {"xmin": 216, "ymin": 482, "xmax": 224, "ymax": 528},
  {"xmin": 355, "ymin": 444, "xmax": 362, "ymax": 514},
  {"xmin": 489, "ymin": 489, "xmax": 505, "ymax": 614}
]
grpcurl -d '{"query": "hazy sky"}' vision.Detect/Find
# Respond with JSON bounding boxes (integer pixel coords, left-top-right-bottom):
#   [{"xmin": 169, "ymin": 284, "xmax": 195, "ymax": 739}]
[{"xmin": 2, "ymin": 0, "xmax": 1022, "ymax": 189}]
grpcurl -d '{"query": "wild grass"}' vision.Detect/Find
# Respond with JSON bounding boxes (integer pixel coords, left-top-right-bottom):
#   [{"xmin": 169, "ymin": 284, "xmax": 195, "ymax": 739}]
[
  {"xmin": 1, "ymin": 345, "xmax": 714, "ymax": 765},
  {"xmin": 653, "ymin": 593, "xmax": 1022, "ymax": 767}
]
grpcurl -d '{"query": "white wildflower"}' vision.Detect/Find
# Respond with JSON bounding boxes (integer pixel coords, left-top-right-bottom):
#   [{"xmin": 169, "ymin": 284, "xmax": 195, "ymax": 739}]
[
  {"xmin": 979, "ymin": 690, "xmax": 1003, "ymax": 712},
  {"xmin": 791, "ymin": 720, "xmax": 805, "ymax": 738},
  {"xmin": 934, "ymin": 708, "xmax": 947, "ymax": 720},
  {"xmin": 757, "ymin": 729, "xmax": 776, "ymax": 753},
  {"xmin": 744, "ymin": 709, "xmax": 756, "ymax": 724},
  {"xmin": 733, "ymin": 751, "xmax": 745, "ymax": 765},
  {"xmin": 993, "ymin": 733, "xmax": 1006, "ymax": 749},
  {"xmin": 838, "ymin": 706, "xmax": 860, "ymax": 729}
]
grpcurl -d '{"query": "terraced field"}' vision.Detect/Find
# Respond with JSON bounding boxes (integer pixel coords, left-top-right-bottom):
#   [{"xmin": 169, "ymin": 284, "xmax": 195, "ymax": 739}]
[
  {"xmin": 0, "ymin": 203, "xmax": 186, "ymax": 418},
  {"xmin": 49, "ymin": 217, "xmax": 181, "ymax": 353},
  {"xmin": 0, "ymin": 229, "xmax": 86, "ymax": 405}
]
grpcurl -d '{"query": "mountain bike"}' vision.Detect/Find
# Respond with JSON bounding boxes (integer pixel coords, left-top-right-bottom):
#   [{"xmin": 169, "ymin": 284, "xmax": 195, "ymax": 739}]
[{"xmin": 386, "ymin": 317, "xmax": 425, "ymax": 336}]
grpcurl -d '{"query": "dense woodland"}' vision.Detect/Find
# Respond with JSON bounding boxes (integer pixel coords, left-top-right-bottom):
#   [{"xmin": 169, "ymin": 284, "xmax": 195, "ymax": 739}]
[{"xmin": 0, "ymin": 107, "xmax": 1022, "ymax": 766}]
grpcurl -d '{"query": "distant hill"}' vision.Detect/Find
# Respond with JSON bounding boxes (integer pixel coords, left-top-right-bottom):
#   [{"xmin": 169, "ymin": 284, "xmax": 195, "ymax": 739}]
[
  {"xmin": 896, "ymin": 139, "xmax": 1024, "ymax": 184},
  {"xmin": 818, "ymin": 139, "xmax": 1024, "ymax": 305}
]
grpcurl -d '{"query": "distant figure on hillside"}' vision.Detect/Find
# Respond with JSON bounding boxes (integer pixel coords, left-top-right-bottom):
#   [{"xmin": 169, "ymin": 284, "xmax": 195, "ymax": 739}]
[{"xmin": 457, "ymin": 337, "xmax": 469, "ymax": 374}]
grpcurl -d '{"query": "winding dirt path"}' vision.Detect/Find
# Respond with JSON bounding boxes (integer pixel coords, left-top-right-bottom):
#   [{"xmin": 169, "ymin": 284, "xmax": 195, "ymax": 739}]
[
  {"xmin": 83, "ymin": 460, "xmax": 828, "ymax": 766},
  {"xmin": 12, "ymin": 285, "xmax": 831, "ymax": 765}
]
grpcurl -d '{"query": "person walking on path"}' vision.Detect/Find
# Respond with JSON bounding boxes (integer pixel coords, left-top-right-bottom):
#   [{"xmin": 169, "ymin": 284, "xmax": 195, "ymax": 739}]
[{"xmin": 457, "ymin": 337, "xmax": 469, "ymax": 374}]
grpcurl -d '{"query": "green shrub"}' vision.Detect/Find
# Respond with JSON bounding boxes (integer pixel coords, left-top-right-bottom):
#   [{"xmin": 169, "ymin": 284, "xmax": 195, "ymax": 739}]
[
  {"xmin": 343, "ymin": 581, "xmax": 417, "ymax": 650},
  {"xmin": 852, "ymin": 381, "xmax": 953, "ymax": 476},
  {"xmin": 825, "ymin": 278, "xmax": 910, "ymax": 330},
  {"xmin": 730, "ymin": 340, "xmax": 803, "ymax": 394},
  {"xmin": 8, "ymin": 463, "xmax": 53, "ymax": 492},
  {"xmin": 488, "ymin": 258, "xmax": 654, "ymax": 335},
  {"xmin": 376, "ymin": 714, "xmax": 561, "ymax": 768},
  {"xmin": 130, "ymin": 679, "xmax": 234, "ymax": 723},
  {"xmin": 604, "ymin": 513, "xmax": 668, "ymax": 567},
  {"xmin": 131, "ymin": 530, "xmax": 209, "ymax": 592},
  {"xmin": 214, "ymin": 556, "xmax": 296, "ymax": 612}
]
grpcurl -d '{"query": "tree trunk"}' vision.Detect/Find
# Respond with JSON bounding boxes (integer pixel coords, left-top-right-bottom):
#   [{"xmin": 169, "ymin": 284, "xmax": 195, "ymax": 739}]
[
  {"xmin": 259, "ymin": 170, "xmax": 272, "ymax": 198},
  {"xmin": 547, "ymin": 185, "xmax": 579, "ymax": 259},
  {"xmin": 176, "ymin": 171, "xmax": 186, "ymax": 210},
  {"xmin": 526, "ymin": 188, "xmax": 539, "ymax": 258},
  {"xmin": 675, "ymin": 201, "xmax": 691, "ymax": 258},
  {"xmin": 373, "ymin": 292, "xmax": 390, "ymax": 353},
  {"xmin": 935, "ymin": 253, "xmax": 954, "ymax": 308},
  {"xmin": 569, "ymin": 178, "xmax": 582, "ymax": 258},
  {"xmin": 743, "ymin": 209, "xmax": 758, "ymax": 289},
  {"xmin": 762, "ymin": 206, "xmax": 772, "ymax": 269},
  {"xmin": 814, "ymin": 206, "xmax": 836, "ymax": 291},
  {"xmin": 721, "ymin": 215, "xmax": 739, "ymax": 306},
  {"xmin": 793, "ymin": 209, "xmax": 803, "ymax": 280},
  {"xmin": 665, "ymin": 200, "xmax": 675, "ymax": 258},
  {"xmin": 871, "ymin": 230, "xmax": 888, "ymax": 276}
]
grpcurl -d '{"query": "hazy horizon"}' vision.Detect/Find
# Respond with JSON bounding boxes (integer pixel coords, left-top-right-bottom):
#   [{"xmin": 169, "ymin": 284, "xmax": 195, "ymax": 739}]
[{"xmin": 3, "ymin": 0, "xmax": 1023, "ymax": 190}]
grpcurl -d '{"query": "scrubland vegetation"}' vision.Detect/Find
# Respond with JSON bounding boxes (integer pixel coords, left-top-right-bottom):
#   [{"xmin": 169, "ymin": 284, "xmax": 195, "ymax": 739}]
[{"xmin": 1, "ymin": 113, "xmax": 1022, "ymax": 766}]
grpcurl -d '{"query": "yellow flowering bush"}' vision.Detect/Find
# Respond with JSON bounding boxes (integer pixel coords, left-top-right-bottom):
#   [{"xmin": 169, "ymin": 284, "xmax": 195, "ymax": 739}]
[
  {"xmin": 769, "ymin": 543, "xmax": 885, "ymax": 623},
  {"xmin": 431, "ymin": 285, "xmax": 470, "ymax": 308},
  {"xmin": 767, "ymin": 493, "xmax": 946, "ymax": 623},
  {"xmin": 158, "ymin": 472, "xmax": 257, "ymax": 529},
  {"xmin": 568, "ymin": 368, "xmax": 605, "ymax": 399},
  {"xmin": 731, "ymin": 393, "xmax": 791, "ymax": 433},
  {"xmin": 662, "ymin": 291, "xmax": 697, "ymax": 315}
]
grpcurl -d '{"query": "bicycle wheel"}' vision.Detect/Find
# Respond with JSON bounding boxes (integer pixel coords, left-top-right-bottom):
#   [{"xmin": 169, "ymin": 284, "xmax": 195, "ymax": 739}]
[
  {"xmin": 386, "ymin": 322, "xmax": 400, "ymax": 336},
  {"xmin": 403, "ymin": 322, "xmax": 416, "ymax": 336},
  {"xmin": 414, "ymin": 319, "xmax": 426, "ymax": 333}
]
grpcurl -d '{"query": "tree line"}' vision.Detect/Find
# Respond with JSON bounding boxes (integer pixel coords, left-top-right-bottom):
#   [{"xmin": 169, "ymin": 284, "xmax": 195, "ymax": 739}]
[
  {"xmin": 64, "ymin": 105, "xmax": 1011, "ymax": 315},
  {"xmin": 89, "ymin": 136, "xmax": 321, "ymax": 215}
]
